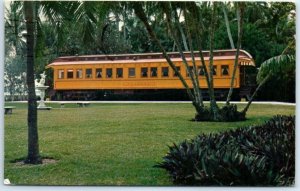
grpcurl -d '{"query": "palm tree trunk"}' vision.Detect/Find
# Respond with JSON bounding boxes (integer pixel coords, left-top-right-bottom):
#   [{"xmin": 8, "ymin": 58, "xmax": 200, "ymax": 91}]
[
  {"xmin": 187, "ymin": 30, "xmax": 203, "ymax": 107},
  {"xmin": 168, "ymin": 3, "xmax": 209, "ymax": 113},
  {"xmin": 183, "ymin": 4, "xmax": 203, "ymax": 107},
  {"xmin": 165, "ymin": 3, "xmax": 201, "ymax": 105},
  {"xmin": 187, "ymin": 2, "xmax": 217, "ymax": 110},
  {"xmin": 226, "ymin": 3, "xmax": 245, "ymax": 105},
  {"xmin": 189, "ymin": 2, "xmax": 212, "ymax": 100},
  {"xmin": 132, "ymin": 2, "xmax": 195, "ymax": 101},
  {"xmin": 123, "ymin": 4, "xmax": 127, "ymax": 41},
  {"xmin": 24, "ymin": 1, "xmax": 41, "ymax": 164},
  {"xmin": 174, "ymin": 9, "xmax": 189, "ymax": 51},
  {"xmin": 222, "ymin": 3, "xmax": 235, "ymax": 49},
  {"xmin": 207, "ymin": 2, "xmax": 219, "ymax": 120},
  {"xmin": 184, "ymin": 1, "xmax": 222, "ymax": 120},
  {"xmin": 172, "ymin": 41, "xmax": 176, "ymax": 51}
]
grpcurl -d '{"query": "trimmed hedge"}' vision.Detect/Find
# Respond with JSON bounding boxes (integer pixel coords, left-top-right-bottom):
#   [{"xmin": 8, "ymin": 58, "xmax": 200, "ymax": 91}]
[{"xmin": 155, "ymin": 115, "xmax": 295, "ymax": 186}]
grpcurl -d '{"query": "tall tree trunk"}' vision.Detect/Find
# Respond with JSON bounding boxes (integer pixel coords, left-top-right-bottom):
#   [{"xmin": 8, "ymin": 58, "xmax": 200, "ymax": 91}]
[
  {"xmin": 24, "ymin": 1, "xmax": 41, "ymax": 164},
  {"xmin": 207, "ymin": 2, "xmax": 219, "ymax": 120},
  {"xmin": 123, "ymin": 4, "xmax": 127, "ymax": 41},
  {"xmin": 164, "ymin": 2, "xmax": 207, "ymax": 114},
  {"xmin": 222, "ymin": 3, "xmax": 235, "ymax": 49},
  {"xmin": 132, "ymin": 3, "xmax": 195, "ymax": 102},
  {"xmin": 172, "ymin": 41, "xmax": 176, "ymax": 51},
  {"xmin": 184, "ymin": 6, "xmax": 203, "ymax": 107},
  {"xmin": 226, "ymin": 2, "xmax": 245, "ymax": 105},
  {"xmin": 175, "ymin": 9, "xmax": 189, "ymax": 51},
  {"xmin": 165, "ymin": 3, "xmax": 201, "ymax": 105},
  {"xmin": 187, "ymin": 2, "xmax": 212, "ymax": 101}
]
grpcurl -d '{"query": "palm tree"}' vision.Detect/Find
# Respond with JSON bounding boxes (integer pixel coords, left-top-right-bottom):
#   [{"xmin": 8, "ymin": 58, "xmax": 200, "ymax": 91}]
[
  {"xmin": 23, "ymin": 0, "xmax": 75, "ymax": 164},
  {"xmin": 242, "ymin": 54, "xmax": 295, "ymax": 113},
  {"xmin": 222, "ymin": 2, "xmax": 235, "ymax": 49},
  {"xmin": 225, "ymin": 2, "xmax": 245, "ymax": 105},
  {"xmin": 21, "ymin": 0, "xmax": 108, "ymax": 164},
  {"xmin": 133, "ymin": 1, "xmax": 247, "ymax": 121},
  {"xmin": 23, "ymin": 1, "xmax": 40, "ymax": 164},
  {"xmin": 5, "ymin": 1, "xmax": 26, "ymax": 56}
]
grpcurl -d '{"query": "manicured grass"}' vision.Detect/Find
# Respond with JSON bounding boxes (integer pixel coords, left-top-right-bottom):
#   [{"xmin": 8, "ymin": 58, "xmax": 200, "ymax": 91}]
[{"xmin": 4, "ymin": 102, "xmax": 295, "ymax": 185}]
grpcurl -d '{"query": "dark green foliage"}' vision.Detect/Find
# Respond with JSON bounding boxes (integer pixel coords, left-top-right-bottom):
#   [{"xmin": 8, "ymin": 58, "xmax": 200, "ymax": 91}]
[
  {"xmin": 156, "ymin": 115, "xmax": 295, "ymax": 186},
  {"xmin": 257, "ymin": 76, "xmax": 295, "ymax": 102},
  {"xmin": 193, "ymin": 106, "xmax": 211, "ymax": 121},
  {"xmin": 218, "ymin": 104, "xmax": 246, "ymax": 121},
  {"xmin": 256, "ymin": 54, "xmax": 295, "ymax": 102},
  {"xmin": 194, "ymin": 104, "xmax": 246, "ymax": 122}
]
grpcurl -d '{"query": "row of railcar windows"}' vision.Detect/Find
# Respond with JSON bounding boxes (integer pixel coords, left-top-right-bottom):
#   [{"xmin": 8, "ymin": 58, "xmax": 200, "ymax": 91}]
[{"xmin": 58, "ymin": 65, "xmax": 229, "ymax": 79}]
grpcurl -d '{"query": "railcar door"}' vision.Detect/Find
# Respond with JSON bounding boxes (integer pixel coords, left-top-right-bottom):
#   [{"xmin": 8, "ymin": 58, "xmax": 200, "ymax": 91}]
[{"xmin": 239, "ymin": 65, "xmax": 257, "ymax": 99}]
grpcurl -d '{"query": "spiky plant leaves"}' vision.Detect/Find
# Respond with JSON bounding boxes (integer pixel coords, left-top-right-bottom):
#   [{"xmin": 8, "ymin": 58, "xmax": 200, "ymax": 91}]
[{"xmin": 156, "ymin": 115, "xmax": 295, "ymax": 186}]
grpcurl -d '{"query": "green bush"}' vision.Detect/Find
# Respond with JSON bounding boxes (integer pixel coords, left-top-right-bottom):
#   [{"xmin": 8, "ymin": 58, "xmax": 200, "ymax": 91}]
[
  {"xmin": 155, "ymin": 115, "xmax": 295, "ymax": 186},
  {"xmin": 194, "ymin": 104, "xmax": 246, "ymax": 122}
]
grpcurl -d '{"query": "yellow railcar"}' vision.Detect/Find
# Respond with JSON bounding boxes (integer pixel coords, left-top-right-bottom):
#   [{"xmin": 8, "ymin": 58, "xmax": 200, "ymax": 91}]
[{"xmin": 46, "ymin": 49, "xmax": 256, "ymax": 100}]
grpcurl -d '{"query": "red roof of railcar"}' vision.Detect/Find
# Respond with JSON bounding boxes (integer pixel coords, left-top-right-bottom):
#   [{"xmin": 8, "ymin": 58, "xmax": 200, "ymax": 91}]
[{"xmin": 47, "ymin": 49, "xmax": 255, "ymax": 68}]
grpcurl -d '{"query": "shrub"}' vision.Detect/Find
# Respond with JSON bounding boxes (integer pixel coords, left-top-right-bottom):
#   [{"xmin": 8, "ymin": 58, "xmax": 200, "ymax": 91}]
[
  {"xmin": 155, "ymin": 115, "xmax": 295, "ymax": 186},
  {"xmin": 194, "ymin": 104, "xmax": 246, "ymax": 122}
]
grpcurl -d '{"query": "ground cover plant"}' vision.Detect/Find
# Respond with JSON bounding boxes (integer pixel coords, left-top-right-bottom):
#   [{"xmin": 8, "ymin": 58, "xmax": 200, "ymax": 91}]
[
  {"xmin": 156, "ymin": 115, "xmax": 295, "ymax": 186},
  {"xmin": 4, "ymin": 103, "xmax": 295, "ymax": 185}
]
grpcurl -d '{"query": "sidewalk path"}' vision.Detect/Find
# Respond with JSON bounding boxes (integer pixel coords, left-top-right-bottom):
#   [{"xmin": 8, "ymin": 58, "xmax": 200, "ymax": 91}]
[{"xmin": 9, "ymin": 100, "xmax": 296, "ymax": 106}]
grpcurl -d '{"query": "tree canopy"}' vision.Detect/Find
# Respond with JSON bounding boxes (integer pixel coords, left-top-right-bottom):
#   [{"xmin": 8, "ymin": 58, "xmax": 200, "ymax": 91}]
[{"xmin": 5, "ymin": 1, "xmax": 295, "ymax": 102}]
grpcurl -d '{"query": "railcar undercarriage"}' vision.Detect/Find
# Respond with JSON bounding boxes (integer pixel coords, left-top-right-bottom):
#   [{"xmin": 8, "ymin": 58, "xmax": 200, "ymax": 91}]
[{"xmin": 51, "ymin": 88, "xmax": 249, "ymax": 101}]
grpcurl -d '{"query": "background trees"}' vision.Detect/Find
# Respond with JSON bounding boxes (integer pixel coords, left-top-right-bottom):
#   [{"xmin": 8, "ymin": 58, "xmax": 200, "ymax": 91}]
[
  {"xmin": 4, "ymin": 1, "xmax": 295, "ymax": 105},
  {"xmin": 5, "ymin": 1, "xmax": 295, "ymax": 103},
  {"xmin": 4, "ymin": 1, "xmax": 27, "ymax": 101},
  {"xmin": 4, "ymin": 56, "xmax": 26, "ymax": 101}
]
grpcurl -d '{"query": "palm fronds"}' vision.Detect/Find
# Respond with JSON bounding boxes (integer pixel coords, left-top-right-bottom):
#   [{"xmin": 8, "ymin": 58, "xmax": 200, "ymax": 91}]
[{"xmin": 257, "ymin": 54, "xmax": 295, "ymax": 83}]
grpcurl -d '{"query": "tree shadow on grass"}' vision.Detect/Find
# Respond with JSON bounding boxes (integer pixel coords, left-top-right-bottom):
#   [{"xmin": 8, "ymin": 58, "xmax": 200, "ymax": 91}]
[{"xmin": 10, "ymin": 156, "xmax": 58, "ymax": 166}]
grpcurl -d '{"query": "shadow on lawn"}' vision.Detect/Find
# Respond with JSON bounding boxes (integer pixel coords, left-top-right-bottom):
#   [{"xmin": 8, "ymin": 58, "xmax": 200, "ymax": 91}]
[{"xmin": 10, "ymin": 156, "xmax": 58, "ymax": 166}]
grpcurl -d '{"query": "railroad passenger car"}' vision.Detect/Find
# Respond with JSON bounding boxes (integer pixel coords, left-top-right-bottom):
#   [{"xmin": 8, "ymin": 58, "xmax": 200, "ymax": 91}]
[{"xmin": 46, "ymin": 49, "xmax": 256, "ymax": 100}]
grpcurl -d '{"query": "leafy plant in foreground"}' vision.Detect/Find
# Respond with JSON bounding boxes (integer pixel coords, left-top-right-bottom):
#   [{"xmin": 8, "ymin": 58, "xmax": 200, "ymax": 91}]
[{"xmin": 155, "ymin": 115, "xmax": 295, "ymax": 186}]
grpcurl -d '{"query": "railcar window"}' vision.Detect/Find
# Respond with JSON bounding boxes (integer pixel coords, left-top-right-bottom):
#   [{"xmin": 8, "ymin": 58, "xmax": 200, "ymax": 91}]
[
  {"xmin": 186, "ymin": 66, "xmax": 194, "ymax": 77},
  {"xmin": 86, "ymin": 69, "xmax": 92, "ymax": 78},
  {"xmin": 141, "ymin": 67, "xmax": 148, "ymax": 77},
  {"xmin": 221, "ymin": 65, "xmax": 229, "ymax": 75},
  {"xmin": 162, "ymin": 67, "xmax": 169, "ymax": 77},
  {"xmin": 150, "ymin": 67, "xmax": 157, "ymax": 77},
  {"xmin": 117, "ymin": 68, "xmax": 123, "ymax": 78},
  {"xmin": 96, "ymin": 68, "xmax": 102, "ymax": 78},
  {"xmin": 106, "ymin": 68, "xmax": 112, "ymax": 78},
  {"xmin": 198, "ymin": 66, "xmax": 205, "ymax": 76},
  {"xmin": 58, "ymin": 70, "xmax": 64, "ymax": 79},
  {"xmin": 67, "ymin": 69, "xmax": 74, "ymax": 79},
  {"xmin": 174, "ymin": 66, "xmax": 180, "ymax": 77},
  {"xmin": 128, "ymin": 68, "xmax": 135, "ymax": 77},
  {"xmin": 76, "ymin": 69, "xmax": 83, "ymax": 78},
  {"xmin": 213, "ymin": 66, "xmax": 217, "ymax": 75}
]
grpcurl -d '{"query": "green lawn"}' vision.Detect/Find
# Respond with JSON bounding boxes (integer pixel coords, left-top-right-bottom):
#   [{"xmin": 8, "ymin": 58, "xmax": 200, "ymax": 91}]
[{"xmin": 4, "ymin": 102, "xmax": 295, "ymax": 185}]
